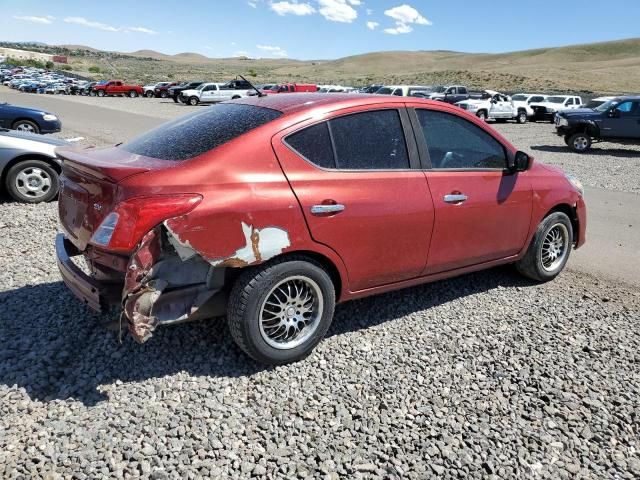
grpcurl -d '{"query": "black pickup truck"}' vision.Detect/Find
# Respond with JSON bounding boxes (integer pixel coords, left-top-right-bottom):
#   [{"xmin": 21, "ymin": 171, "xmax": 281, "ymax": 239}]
[{"xmin": 555, "ymin": 96, "xmax": 640, "ymax": 152}]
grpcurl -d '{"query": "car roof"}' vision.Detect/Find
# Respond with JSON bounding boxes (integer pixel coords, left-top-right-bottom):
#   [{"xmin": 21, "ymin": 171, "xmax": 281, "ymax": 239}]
[
  {"xmin": 232, "ymin": 92, "xmax": 444, "ymax": 116},
  {"xmin": 614, "ymin": 95, "xmax": 640, "ymax": 101}
]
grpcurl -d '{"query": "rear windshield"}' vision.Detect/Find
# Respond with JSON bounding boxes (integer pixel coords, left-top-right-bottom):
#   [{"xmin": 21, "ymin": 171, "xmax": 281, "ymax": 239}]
[{"xmin": 121, "ymin": 104, "xmax": 282, "ymax": 161}]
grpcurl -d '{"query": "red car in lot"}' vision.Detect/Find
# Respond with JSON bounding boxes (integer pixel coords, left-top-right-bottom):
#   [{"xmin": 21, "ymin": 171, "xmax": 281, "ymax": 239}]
[{"xmin": 56, "ymin": 94, "xmax": 586, "ymax": 364}]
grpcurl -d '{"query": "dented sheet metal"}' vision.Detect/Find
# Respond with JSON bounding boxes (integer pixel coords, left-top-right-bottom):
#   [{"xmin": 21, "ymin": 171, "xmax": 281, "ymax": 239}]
[
  {"xmin": 165, "ymin": 221, "xmax": 291, "ymax": 268},
  {"xmin": 122, "ymin": 228, "xmax": 164, "ymax": 343},
  {"xmin": 122, "ymin": 221, "xmax": 291, "ymax": 343}
]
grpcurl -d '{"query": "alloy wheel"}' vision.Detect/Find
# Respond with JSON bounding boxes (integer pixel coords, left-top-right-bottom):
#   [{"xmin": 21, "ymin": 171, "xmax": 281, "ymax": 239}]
[
  {"xmin": 541, "ymin": 224, "xmax": 569, "ymax": 272},
  {"xmin": 259, "ymin": 276, "xmax": 323, "ymax": 350}
]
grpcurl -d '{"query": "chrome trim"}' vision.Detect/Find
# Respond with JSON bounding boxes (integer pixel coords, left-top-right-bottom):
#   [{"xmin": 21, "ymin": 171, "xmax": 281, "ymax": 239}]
[
  {"xmin": 310, "ymin": 204, "xmax": 345, "ymax": 215},
  {"xmin": 443, "ymin": 194, "xmax": 468, "ymax": 204}
]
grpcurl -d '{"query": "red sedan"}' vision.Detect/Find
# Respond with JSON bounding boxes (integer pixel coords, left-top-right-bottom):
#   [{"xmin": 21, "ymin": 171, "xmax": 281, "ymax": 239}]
[{"xmin": 56, "ymin": 94, "xmax": 586, "ymax": 364}]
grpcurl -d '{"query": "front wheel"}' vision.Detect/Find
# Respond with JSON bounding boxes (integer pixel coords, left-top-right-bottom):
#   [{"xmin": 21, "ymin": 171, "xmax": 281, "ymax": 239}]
[
  {"xmin": 128, "ymin": 90, "xmax": 138, "ymax": 98},
  {"xmin": 568, "ymin": 133, "xmax": 592, "ymax": 153},
  {"xmin": 516, "ymin": 212, "xmax": 573, "ymax": 282},
  {"xmin": 188, "ymin": 96, "xmax": 199, "ymax": 106},
  {"xmin": 227, "ymin": 257, "xmax": 336, "ymax": 365},
  {"xmin": 160, "ymin": 91, "xmax": 168, "ymax": 98},
  {"xmin": 476, "ymin": 110, "xmax": 487, "ymax": 121},
  {"xmin": 13, "ymin": 120, "xmax": 40, "ymax": 134},
  {"xmin": 145, "ymin": 90, "xmax": 154, "ymax": 98},
  {"xmin": 97, "ymin": 90, "xmax": 105, "ymax": 97},
  {"xmin": 5, "ymin": 159, "xmax": 59, "ymax": 203}
]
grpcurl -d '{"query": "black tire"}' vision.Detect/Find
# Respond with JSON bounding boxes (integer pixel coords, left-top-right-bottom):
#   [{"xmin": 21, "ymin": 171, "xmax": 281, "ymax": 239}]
[
  {"xmin": 145, "ymin": 90, "xmax": 155, "ymax": 98},
  {"xmin": 227, "ymin": 256, "xmax": 336, "ymax": 365},
  {"xmin": 172, "ymin": 96, "xmax": 179, "ymax": 103},
  {"xmin": 160, "ymin": 91, "xmax": 168, "ymax": 98},
  {"xmin": 567, "ymin": 132, "xmax": 592, "ymax": 153},
  {"xmin": 516, "ymin": 110, "xmax": 528, "ymax": 124},
  {"xmin": 476, "ymin": 110, "xmax": 487, "ymax": 121},
  {"xmin": 128, "ymin": 90, "xmax": 138, "ymax": 98},
  {"xmin": 97, "ymin": 90, "xmax": 105, "ymax": 97},
  {"xmin": 515, "ymin": 212, "xmax": 573, "ymax": 282},
  {"xmin": 5, "ymin": 159, "xmax": 59, "ymax": 203},
  {"xmin": 12, "ymin": 120, "xmax": 40, "ymax": 134},
  {"xmin": 188, "ymin": 96, "xmax": 199, "ymax": 106},
  {"xmin": 232, "ymin": 95, "xmax": 241, "ymax": 100},
  {"xmin": 564, "ymin": 135, "xmax": 571, "ymax": 146}
]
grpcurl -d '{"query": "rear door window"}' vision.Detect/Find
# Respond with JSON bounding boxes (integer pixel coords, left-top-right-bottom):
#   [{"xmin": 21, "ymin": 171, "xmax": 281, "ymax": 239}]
[
  {"xmin": 285, "ymin": 123, "xmax": 335, "ymax": 169},
  {"xmin": 122, "ymin": 104, "xmax": 282, "ymax": 161},
  {"xmin": 285, "ymin": 109, "xmax": 410, "ymax": 170}
]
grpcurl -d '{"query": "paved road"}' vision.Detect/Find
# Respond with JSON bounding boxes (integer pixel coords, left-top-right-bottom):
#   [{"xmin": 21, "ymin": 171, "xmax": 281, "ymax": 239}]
[
  {"xmin": 571, "ymin": 187, "xmax": 639, "ymax": 287},
  {"xmin": 1, "ymin": 89, "xmax": 168, "ymax": 145},
  {"xmin": 3, "ymin": 89, "xmax": 639, "ymax": 286}
]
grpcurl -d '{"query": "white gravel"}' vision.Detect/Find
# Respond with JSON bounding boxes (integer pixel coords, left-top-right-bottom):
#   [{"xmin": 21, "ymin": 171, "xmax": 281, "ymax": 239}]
[
  {"xmin": 1, "ymin": 91, "xmax": 639, "ymax": 479},
  {"xmin": 493, "ymin": 121, "xmax": 640, "ymax": 194},
  {"xmin": 0, "ymin": 202, "xmax": 639, "ymax": 479}
]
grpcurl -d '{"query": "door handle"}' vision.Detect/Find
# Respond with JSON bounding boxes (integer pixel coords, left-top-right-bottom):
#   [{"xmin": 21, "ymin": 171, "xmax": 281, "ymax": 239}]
[
  {"xmin": 311, "ymin": 204, "xmax": 345, "ymax": 215},
  {"xmin": 444, "ymin": 194, "xmax": 468, "ymax": 204}
]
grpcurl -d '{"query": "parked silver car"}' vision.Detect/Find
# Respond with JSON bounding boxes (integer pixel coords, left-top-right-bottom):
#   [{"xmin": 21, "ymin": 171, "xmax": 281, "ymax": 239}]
[{"xmin": 0, "ymin": 129, "xmax": 70, "ymax": 203}]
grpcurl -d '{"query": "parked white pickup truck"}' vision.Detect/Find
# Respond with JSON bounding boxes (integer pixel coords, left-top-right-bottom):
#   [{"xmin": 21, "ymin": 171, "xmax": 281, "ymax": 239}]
[
  {"xmin": 456, "ymin": 90, "xmax": 529, "ymax": 123},
  {"xmin": 530, "ymin": 95, "xmax": 583, "ymax": 122},
  {"xmin": 182, "ymin": 80, "xmax": 253, "ymax": 106},
  {"xmin": 510, "ymin": 93, "xmax": 548, "ymax": 118}
]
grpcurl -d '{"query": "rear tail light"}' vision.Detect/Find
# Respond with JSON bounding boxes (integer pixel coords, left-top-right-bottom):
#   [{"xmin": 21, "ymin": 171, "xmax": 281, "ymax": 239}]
[{"xmin": 90, "ymin": 194, "xmax": 202, "ymax": 252}]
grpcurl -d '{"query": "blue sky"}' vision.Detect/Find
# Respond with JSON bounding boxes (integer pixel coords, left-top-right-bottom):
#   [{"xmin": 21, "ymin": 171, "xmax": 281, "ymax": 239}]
[{"xmin": 2, "ymin": 0, "xmax": 639, "ymax": 59}]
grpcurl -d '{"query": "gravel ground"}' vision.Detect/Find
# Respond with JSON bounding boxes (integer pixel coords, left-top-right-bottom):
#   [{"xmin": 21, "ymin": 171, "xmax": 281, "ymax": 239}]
[
  {"xmin": 1, "ymin": 202, "xmax": 639, "ymax": 479},
  {"xmin": 493, "ymin": 121, "xmax": 640, "ymax": 194}
]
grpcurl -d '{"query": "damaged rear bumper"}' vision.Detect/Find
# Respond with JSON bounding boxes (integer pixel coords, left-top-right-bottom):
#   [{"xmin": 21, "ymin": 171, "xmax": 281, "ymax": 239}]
[{"xmin": 55, "ymin": 233, "xmax": 122, "ymax": 313}]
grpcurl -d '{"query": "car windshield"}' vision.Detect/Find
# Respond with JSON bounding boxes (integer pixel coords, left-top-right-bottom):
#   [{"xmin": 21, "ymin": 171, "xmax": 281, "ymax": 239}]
[
  {"xmin": 547, "ymin": 97, "xmax": 567, "ymax": 104},
  {"xmin": 121, "ymin": 104, "xmax": 282, "ymax": 161},
  {"xmin": 511, "ymin": 94, "xmax": 528, "ymax": 101},
  {"xmin": 594, "ymin": 99, "xmax": 620, "ymax": 112},
  {"xmin": 375, "ymin": 87, "xmax": 393, "ymax": 95}
]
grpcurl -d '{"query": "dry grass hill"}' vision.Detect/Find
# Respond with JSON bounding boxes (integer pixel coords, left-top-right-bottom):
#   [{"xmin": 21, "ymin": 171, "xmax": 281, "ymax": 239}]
[{"xmin": 55, "ymin": 37, "xmax": 640, "ymax": 94}]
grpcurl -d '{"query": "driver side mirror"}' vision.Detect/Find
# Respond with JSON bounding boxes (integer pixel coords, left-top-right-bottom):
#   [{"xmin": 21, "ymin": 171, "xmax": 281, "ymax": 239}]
[{"xmin": 507, "ymin": 151, "xmax": 531, "ymax": 173}]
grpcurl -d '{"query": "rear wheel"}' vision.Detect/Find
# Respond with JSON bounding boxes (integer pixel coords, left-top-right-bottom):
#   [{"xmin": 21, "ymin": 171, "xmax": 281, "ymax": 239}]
[
  {"xmin": 160, "ymin": 91, "xmax": 168, "ymax": 98},
  {"xmin": 516, "ymin": 110, "xmax": 528, "ymax": 124},
  {"xmin": 227, "ymin": 257, "xmax": 336, "ymax": 365},
  {"xmin": 568, "ymin": 133, "xmax": 592, "ymax": 153},
  {"xmin": 188, "ymin": 96, "xmax": 199, "ymax": 106},
  {"xmin": 128, "ymin": 90, "xmax": 138, "ymax": 98},
  {"xmin": 232, "ymin": 95, "xmax": 241, "ymax": 100},
  {"xmin": 516, "ymin": 212, "xmax": 573, "ymax": 282},
  {"xmin": 5, "ymin": 160, "xmax": 59, "ymax": 203},
  {"xmin": 145, "ymin": 90, "xmax": 155, "ymax": 98},
  {"xmin": 12, "ymin": 120, "xmax": 39, "ymax": 134}
]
